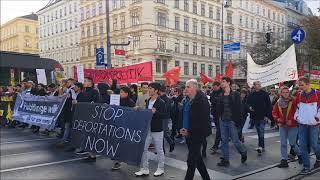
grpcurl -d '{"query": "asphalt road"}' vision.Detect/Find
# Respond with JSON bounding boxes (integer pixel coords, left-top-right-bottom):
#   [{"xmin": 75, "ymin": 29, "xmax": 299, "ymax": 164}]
[{"xmin": 1, "ymin": 126, "xmax": 319, "ymax": 180}]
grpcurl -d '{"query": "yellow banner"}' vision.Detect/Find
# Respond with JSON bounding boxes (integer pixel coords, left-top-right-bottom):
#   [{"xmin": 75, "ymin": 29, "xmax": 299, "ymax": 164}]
[{"xmin": 311, "ymin": 80, "xmax": 320, "ymax": 90}]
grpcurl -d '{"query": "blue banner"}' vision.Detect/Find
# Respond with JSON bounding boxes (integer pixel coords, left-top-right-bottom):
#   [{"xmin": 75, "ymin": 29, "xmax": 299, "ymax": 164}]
[
  {"xmin": 71, "ymin": 103, "xmax": 153, "ymax": 166},
  {"xmin": 13, "ymin": 93, "xmax": 67, "ymax": 130}
]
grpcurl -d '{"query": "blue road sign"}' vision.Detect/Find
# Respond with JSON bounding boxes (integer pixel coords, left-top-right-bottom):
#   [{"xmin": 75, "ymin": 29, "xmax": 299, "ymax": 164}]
[
  {"xmin": 96, "ymin": 48, "xmax": 104, "ymax": 66},
  {"xmin": 224, "ymin": 42, "xmax": 241, "ymax": 54},
  {"xmin": 291, "ymin": 28, "xmax": 305, "ymax": 44}
]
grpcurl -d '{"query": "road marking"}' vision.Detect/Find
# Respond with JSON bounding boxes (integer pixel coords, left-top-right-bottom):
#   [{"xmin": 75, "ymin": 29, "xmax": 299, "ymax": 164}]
[
  {"xmin": 0, "ymin": 138, "xmax": 56, "ymax": 145},
  {"xmin": 0, "ymin": 157, "xmax": 87, "ymax": 173},
  {"xmin": 247, "ymin": 132, "xmax": 279, "ymax": 139},
  {"xmin": 0, "ymin": 150, "xmax": 44, "ymax": 158},
  {"xmin": 148, "ymin": 152, "xmax": 232, "ymax": 179}
]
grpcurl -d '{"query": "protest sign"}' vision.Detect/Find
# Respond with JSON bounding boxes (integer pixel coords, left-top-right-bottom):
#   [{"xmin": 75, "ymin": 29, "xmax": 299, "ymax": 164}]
[
  {"xmin": 110, "ymin": 94, "xmax": 120, "ymax": 106},
  {"xmin": 77, "ymin": 64, "xmax": 85, "ymax": 83},
  {"xmin": 13, "ymin": 93, "xmax": 67, "ymax": 130},
  {"xmin": 36, "ymin": 69, "xmax": 47, "ymax": 85},
  {"xmin": 247, "ymin": 45, "xmax": 298, "ymax": 87},
  {"xmin": 71, "ymin": 103, "xmax": 152, "ymax": 165},
  {"xmin": 75, "ymin": 62, "xmax": 153, "ymax": 84}
]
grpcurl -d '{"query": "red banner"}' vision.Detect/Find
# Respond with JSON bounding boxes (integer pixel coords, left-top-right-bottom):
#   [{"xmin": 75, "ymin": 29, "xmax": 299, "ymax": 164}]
[{"xmin": 75, "ymin": 62, "xmax": 153, "ymax": 84}]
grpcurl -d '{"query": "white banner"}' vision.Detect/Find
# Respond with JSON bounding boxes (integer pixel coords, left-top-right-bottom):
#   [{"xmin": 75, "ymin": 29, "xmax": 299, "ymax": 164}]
[
  {"xmin": 36, "ymin": 69, "xmax": 47, "ymax": 85},
  {"xmin": 247, "ymin": 44, "xmax": 298, "ymax": 88},
  {"xmin": 77, "ymin": 64, "xmax": 84, "ymax": 83}
]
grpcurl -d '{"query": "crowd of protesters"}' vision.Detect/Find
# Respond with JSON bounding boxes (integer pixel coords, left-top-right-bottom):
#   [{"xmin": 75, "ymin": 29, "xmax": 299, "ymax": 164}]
[{"xmin": 1, "ymin": 76, "xmax": 319, "ymax": 179}]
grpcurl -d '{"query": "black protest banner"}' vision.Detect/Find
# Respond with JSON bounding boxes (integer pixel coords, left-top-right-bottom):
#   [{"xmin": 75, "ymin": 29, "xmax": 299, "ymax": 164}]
[
  {"xmin": 71, "ymin": 103, "xmax": 153, "ymax": 166},
  {"xmin": 13, "ymin": 93, "xmax": 67, "ymax": 130}
]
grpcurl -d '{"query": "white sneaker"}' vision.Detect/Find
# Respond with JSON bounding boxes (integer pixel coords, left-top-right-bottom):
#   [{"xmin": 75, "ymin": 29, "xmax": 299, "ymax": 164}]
[
  {"xmin": 134, "ymin": 169, "xmax": 149, "ymax": 177},
  {"xmin": 153, "ymin": 169, "xmax": 164, "ymax": 177}
]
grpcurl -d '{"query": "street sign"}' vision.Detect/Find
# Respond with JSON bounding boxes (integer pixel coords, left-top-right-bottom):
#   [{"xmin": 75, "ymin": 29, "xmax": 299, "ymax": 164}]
[
  {"xmin": 290, "ymin": 28, "xmax": 305, "ymax": 44},
  {"xmin": 224, "ymin": 42, "xmax": 240, "ymax": 54},
  {"xmin": 96, "ymin": 48, "xmax": 104, "ymax": 66},
  {"xmin": 114, "ymin": 49, "xmax": 126, "ymax": 56}
]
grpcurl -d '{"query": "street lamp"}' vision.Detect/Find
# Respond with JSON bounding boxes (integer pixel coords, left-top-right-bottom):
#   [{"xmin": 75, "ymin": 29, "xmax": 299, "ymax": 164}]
[{"xmin": 220, "ymin": 0, "xmax": 230, "ymax": 75}]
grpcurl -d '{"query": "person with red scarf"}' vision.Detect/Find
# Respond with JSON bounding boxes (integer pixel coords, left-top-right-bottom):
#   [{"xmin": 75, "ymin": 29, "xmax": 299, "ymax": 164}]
[{"xmin": 272, "ymin": 86, "xmax": 302, "ymax": 168}]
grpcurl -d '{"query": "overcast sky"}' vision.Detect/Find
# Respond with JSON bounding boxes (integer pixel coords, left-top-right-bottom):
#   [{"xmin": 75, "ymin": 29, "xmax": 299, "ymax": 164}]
[{"xmin": 1, "ymin": 0, "xmax": 319, "ymax": 25}]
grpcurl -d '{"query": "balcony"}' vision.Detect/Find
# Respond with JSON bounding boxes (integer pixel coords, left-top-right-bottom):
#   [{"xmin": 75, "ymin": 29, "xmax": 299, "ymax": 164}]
[{"xmin": 154, "ymin": 48, "xmax": 173, "ymax": 57}]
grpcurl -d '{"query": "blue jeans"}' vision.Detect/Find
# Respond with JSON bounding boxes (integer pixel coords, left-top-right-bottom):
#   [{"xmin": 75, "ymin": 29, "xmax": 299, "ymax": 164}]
[
  {"xmin": 279, "ymin": 127, "xmax": 300, "ymax": 160},
  {"xmin": 220, "ymin": 119, "xmax": 247, "ymax": 161},
  {"xmin": 254, "ymin": 120, "xmax": 265, "ymax": 148},
  {"xmin": 299, "ymin": 125, "xmax": 320, "ymax": 169}
]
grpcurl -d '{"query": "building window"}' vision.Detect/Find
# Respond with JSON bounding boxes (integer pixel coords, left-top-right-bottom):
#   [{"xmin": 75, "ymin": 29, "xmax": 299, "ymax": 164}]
[
  {"xmin": 175, "ymin": 60, "xmax": 180, "ymax": 67},
  {"xmin": 193, "ymin": 1, "xmax": 197, "ymax": 14},
  {"xmin": 99, "ymin": 19, "xmax": 103, "ymax": 34},
  {"xmin": 245, "ymin": 16, "xmax": 248, "ymax": 28},
  {"xmin": 184, "ymin": 0, "xmax": 189, "ymax": 11},
  {"xmin": 65, "ymin": 20, "xmax": 68, "ymax": 31},
  {"xmin": 92, "ymin": 4, "xmax": 96, "ymax": 17},
  {"xmin": 257, "ymin": 5, "xmax": 260, "ymax": 15},
  {"xmin": 239, "ymin": 15, "xmax": 243, "ymax": 26},
  {"xmin": 157, "ymin": 36, "xmax": 166, "ymax": 49},
  {"xmin": 184, "ymin": 41, "xmax": 189, "ymax": 54},
  {"xmin": 201, "ymin": 44, "xmax": 205, "ymax": 56},
  {"xmin": 75, "ymin": 18, "xmax": 78, "ymax": 28},
  {"xmin": 192, "ymin": 42, "xmax": 197, "ymax": 55},
  {"xmin": 74, "ymin": 2, "xmax": 77, "ymax": 12},
  {"xmin": 157, "ymin": 0, "xmax": 165, "ymax": 4},
  {"xmin": 24, "ymin": 39, "xmax": 30, "ymax": 47},
  {"xmin": 113, "ymin": 17, "xmax": 118, "ymax": 31},
  {"xmin": 201, "ymin": 22, "xmax": 205, "ymax": 36},
  {"xmin": 93, "ymin": 22, "xmax": 97, "ymax": 35},
  {"xmin": 192, "ymin": 63, "xmax": 197, "ymax": 75},
  {"xmin": 120, "ymin": 0, "xmax": 125, "ymax": 7},
  {"xmin": 184, "ymin": 62, "xmax": 189, "ymax": 75},
  {"xmin": 87, "ymin": 44, "xmax": 91, "ymax": 56},
  {"xmin": 87, "ymin": 26, "xmax": 91, "ymax": 37},
  {"xmin": 69, "ymin": 4, "xmax": 72, "ymax": 14},
  {"xmin": 209, "ymin": 48, "xmax": 213, "ymax": 57},
  {"xmin": 201, "ymin": 3, "xmax": 205, "ymax": 16},
  {"xmin": 64, "ymin": 6, "xmax": 67, "ymax": 16},
  {"xmin": 208, "ymin": 65, "xmax": 213, "ymax": 77},
  {"xmin": 256, "ymin": 19, "xmax": 259, "ymax": 31},
  {"xmin": 216, "ymin": 65, "xmax": 220, "ymax": 75},
  {"xmin": 132, "ymin": 35, "xmax": 140, "ymax": 49},
  {"xmin": 156, "ymin": 59, "xmax": 161, "ymax": 73},
  {"xmin": 175, "ymin": 16, "xmax": 180, "ymax": 30},
  {"xmin": 184, "ymin": 18, "xmax": 189, "ymax": 32},
  {"xmin": 268, "ymin": 9, "xmax": 270, "ymax": 18},
  {"xmin": 174, "ymin": 0, "xmax": 179, "ymax": 8},
  {"xmin": 25, "ymin": 26, "xmax": 29, "ymax": 33},
  {"xmin": 99, "ymin": 0, "xmax": 103, "ymax": 15},
  {"xmin": 192, "ymin": 21, "xmax": 197, "ymax": 34},
  {"xmin": 81, "ymin": 8, "xmax": 84, "ymax": 20},
  {"xmin": 227, "ymin": 12, "xmax": 232, "ymax": 24},
  {"xmin": 251, "ymin": 18, "xmax": 254, "ymax": 28},
  {"xmin": 131, "ymin": 11, "xmax": 140, "ymax": 26},
  {"xmin": 216, "ymin": 8, "xmax": 220, "ymax": 20},
  {"xmin": 208, "ymin": 25, "xmax": 213, "ymax": 38},
  {"xmin": 157, "ymin": 12, "xmax": 167, "ymax": 27},
  {"xmin": 120, "ymin": 15, "xmax": 125, "ymax": 29},
  {"xmin": 216, "ymin": 48, "xmax": 220, "ymax": 58},
  {"xmin": 60, "ymin": 9, "xmax": 62, "ymax": 17},
  {"xmin": 209, "ymin": 6, "xmax": 213, "ymax": 18},
  {"xmin": 113, "ymin": 0, "xmax": 118, "ymax": 9},
  {"xmin": 175, "ymin": 39, "xmax": 180, "ymax": 53},
  {"xmin": 162, "ymin": 60, "xmax": 167, "ymax": 72},
  {"xmin": 201, "ymin": 64, "xmax": 205, "ymax": 74}
]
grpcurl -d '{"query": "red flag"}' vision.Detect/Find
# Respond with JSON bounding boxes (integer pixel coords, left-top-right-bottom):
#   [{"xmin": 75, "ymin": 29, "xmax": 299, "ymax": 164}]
[
  {"xmin": 225, "ymin": 62, "xmax": 233, "ymax": 78},
  {"xmin": 200, "ymin": 73, "xmax": 214, "ymax": 84},
  {"xmin": 215, "ymin": 73, "xmax": 222, "ymax": 81},
  {"xmin": 298, "ymin": 63, "xmax": 305, "ymax": 78},
  {"xmin": 163, "ymin": 66, "xmax": 181, "ymax": 86}
]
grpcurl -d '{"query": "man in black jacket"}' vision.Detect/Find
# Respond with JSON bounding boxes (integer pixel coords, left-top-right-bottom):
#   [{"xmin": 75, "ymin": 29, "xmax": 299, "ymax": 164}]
[
  {"xmin": 209, "ymin": 81, "xmax": 223, "ymax": 153},
  {"xmin": 159, "ymin": 85, "xmax": 175, "ymax": 152},
  {"xmin": 135, "ymin": 82, "xmax": 166, "ymax": 177},
  {"xmin": 180, "ymin": 79, "xmax": 211, "ymax": 180},
  {"xmin": 247, "ymin": 81, "xmax": 272, "ymax": 154},
  {"xmin": 215, "ymin": 77, "xmax": 247, "ymax": 167}
]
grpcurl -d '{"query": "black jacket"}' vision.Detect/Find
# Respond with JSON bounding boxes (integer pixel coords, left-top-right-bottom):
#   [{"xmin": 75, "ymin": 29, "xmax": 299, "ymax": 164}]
[
  {"xmin": 160, "ymin": 94, "xmax": 172, "ymax": 119},
  {"xmin": 247, "ymin": 90, "xmax": 272, "ymax": 121},
  {"xmin": 215, "ymin": 90, "xmax": 242, "ymax": 124},
  {"xmin": 120, "ymin": 97, "xmax": 135, "ymax": 107},
  {"xmin": 210, "ymin": 88, "xmax": 223, "ymax": 118},
  {"xmin": 146, "ymin": 97, "xmax": 165, "ymax": 132},
  {"xmin": 189, "ymin": 91, "xmax": 212, "ymax": 139},
  {"xmin": 77, "ymin": 87, "xmax": 100, "ymax": 103}
]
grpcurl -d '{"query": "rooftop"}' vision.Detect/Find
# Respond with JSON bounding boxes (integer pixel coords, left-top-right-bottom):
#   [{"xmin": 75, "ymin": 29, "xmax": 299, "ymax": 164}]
[{"xmin": 19, "ymin": 13, "xmax": 38, "ymax": 21}]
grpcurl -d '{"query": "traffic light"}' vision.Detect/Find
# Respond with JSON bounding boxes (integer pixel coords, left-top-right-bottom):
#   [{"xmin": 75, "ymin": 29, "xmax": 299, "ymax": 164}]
[{"xmin": 265, "ymin": 32, "xmax": 271, "ymax": 44}]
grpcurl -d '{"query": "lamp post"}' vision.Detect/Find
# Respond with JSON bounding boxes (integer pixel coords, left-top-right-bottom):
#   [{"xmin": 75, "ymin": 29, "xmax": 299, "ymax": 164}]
[
  {"xmin": 105, "ymin": 0, "xmax": 131, "ymax": 69},
  {"xmin": 220, "ymin": 0, "xmax": 230, "ymax": 75}
]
